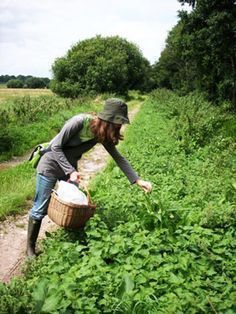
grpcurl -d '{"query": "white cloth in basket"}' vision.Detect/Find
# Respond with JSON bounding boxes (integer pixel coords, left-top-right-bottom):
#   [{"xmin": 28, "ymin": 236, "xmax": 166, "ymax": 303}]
[{"xmin": 56, "ymin": 181, "xmax": 88, "ymax": 205}]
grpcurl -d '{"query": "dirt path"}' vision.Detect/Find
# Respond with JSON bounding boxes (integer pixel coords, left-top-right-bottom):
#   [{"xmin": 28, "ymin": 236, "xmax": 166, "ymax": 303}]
[
  {"xmin": 0, "ymin": 105, "xmax": 140, "ymax": 283},
  {"xmin": 0, "ymin": 151, "xmax": 32, "ymax": 171}
]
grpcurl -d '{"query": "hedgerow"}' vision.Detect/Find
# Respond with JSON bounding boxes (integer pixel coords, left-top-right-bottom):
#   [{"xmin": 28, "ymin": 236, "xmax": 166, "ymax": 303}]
[
  {"xmin": 0, "ymin": 95, "xmax": 103, "ymax": 161},
  {"xmin": 0, "ymin": 90, "xmax": 235, "ymax": 313}
]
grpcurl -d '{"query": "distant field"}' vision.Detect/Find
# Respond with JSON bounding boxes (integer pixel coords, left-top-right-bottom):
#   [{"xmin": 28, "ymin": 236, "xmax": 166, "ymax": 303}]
[{"xmin": 0, "ymin": 87, "xmax": 53, "ymax": 101}]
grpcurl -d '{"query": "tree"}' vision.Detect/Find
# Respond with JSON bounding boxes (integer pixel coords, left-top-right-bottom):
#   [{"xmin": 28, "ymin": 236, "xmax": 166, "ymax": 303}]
[
  {"xmin": 0, "ymin": 75, "xmax": 16, "ymax": 83},
  {"xmin": 1, "ymin": 75, "xmax": 50, "ymax": 88},
  {"xmin": 51, "ymin": 35, "xmax": 151, "ymax": 98},
  {"xmin": 180, "ymin": 0, "xmax": 236, "ymax": 105},
  {"xmin": 152, "ymin": 23, "xmax": 187, "ymax": 92},
  {"xmin": 41, "ymin": 78, "xmax": 50, "ymax": 88},
  {"xmin": 6, "ymin": 79, "xmax": 24, "ymax": 88},
  {"xmin": 152, "ymin": 0, "xmax": 236, "ymax": 107},
  {"xmin": 25, "ymin": 77, "xmax": 46, "ymax": 88}
]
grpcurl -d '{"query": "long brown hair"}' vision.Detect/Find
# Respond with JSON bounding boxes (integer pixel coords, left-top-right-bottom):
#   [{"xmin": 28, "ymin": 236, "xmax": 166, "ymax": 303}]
[{"xmin": 90, "ymin": 117, "xmax": 123, "ymax": 145}]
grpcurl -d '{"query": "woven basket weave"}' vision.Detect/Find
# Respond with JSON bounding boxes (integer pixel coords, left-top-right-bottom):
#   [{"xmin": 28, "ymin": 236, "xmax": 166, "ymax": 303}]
[{"xmin": 48, "ymin": 191, "xmax": 96, "ymax": 229}]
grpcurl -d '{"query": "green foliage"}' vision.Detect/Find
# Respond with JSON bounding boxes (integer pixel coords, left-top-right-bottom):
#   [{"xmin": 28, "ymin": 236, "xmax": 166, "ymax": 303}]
[
  {"xmin": 24, "ymin": 77, "xmax": 46, "ymax": 89},
  {"xmin": 152, "ymin": 0, "xmax": 236, "ymax": 108},
  {"xmin": 6, "ymin": 79, "xmax": 24, "ymax": 88},
  {"xmin": 1, "ymin": 91, "xmax": 235, "ymax": 312},
  {"xmin": 0, "ymin": 95, "xmax": 102, "ymax": 160},
  {"xmin": 0, "ymin": 279, "xmax": 33, "ymax": 313},
  {"xmin": 2, "ymin": 75, "xmax": 50, "ymax": 88},
  {"xmin": 51, "ymin": 35, "xmax": 151, "ymax": 98},
  {"xmin": 0, "ymin": 162, "xmax": 35, "ymax": 219},
  {"xmin": 179, "ymin": 0, "xmax": 195, "ymax": 7},
  {"xmin": 0, "ymin": 75, "xmax": 17, "ymax": 84},
  {"xmin": 150, "ymin": 90, "xmax": 232, "ymax": 153}
]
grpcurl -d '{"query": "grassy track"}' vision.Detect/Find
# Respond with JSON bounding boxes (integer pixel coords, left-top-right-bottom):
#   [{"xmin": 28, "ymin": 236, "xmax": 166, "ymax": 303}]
[{"xmin": 0, "ymin": 90, "xmax": 235, "ymax": 313}]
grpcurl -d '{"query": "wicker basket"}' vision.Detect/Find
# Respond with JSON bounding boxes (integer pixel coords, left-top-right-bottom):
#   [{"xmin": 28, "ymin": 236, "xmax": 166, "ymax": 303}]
[{"xmin": 48, "ymin": 190, "xmax": 96, "ymax": 229}]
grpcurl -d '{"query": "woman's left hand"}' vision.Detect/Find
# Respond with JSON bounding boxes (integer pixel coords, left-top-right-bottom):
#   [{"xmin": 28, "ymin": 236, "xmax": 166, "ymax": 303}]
[{"xmin": 136, "ymin": 179, "xmax": 152, "ymax": 193}]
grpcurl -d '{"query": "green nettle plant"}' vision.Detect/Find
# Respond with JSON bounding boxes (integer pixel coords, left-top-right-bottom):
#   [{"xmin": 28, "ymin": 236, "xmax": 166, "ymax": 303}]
[
  {"xmin": 0, "ymin": 90, "xmax": 235, "ymax": 313},
  {"xmin": 50, "ymin": 35, "xmax": 151, "ymax": 98}
]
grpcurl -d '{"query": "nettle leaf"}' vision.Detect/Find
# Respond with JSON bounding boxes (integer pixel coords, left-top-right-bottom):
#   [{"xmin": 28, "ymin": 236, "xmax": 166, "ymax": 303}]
[
  {"xmin": 112, "ymin": 166, "xmax": 122, "ymax": 178},
  {"xmin": 75, "ymin": 244, "xmax": 87, "ymax": 253},
  {"xmin": 136, "ymin": 273, "xmax": 147, "ymax": 285},
  {"xmin": 86, "ymin": 229, "xmax": 103, "ymax": 239},
  {"xmin": 109, "ymin": 245, "xmax": 120, "ymax": 255},
  {"xmin": 124, "ymin": 274, "xmax": 135, "ymax": 293},
  {"xmin": 117, "ymin": 273, "xmax": 135, "ymax": 299},
  {"xmin": 32, "ymin": 279, "xmax": 48, "ymax": 314},
  {"xmin": 169, "ymin": 273, "xmax": 185, "ymax": 285},
  {"xmin": 41, "ymin": 294, "xmax": 62, "ymax": 313},
  {"xmin": 123, "ymin": 263, "xmax": 133, "ymax": 271}
]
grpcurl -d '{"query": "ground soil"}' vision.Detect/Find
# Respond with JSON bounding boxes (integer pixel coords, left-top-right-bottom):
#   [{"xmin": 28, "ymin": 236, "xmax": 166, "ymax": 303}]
[{"xmin": 0, "ymin": 106, "xmax": 139, "ymax": 283}]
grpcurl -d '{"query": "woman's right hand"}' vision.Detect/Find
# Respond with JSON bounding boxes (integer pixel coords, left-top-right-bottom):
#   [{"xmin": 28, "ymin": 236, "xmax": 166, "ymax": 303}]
[
  {"xmin": 135, "ymin": 179, "xmax": 152, "ymax": 193},
  {"xmin": 69, "ymin": 171, "xmax": 81, "ymax": 183}
]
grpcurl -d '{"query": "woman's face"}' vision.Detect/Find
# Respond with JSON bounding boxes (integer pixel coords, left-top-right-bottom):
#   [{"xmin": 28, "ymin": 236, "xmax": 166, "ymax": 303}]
[{"xmin": 113, "ymin": 123, "xmax": 122, "ymax": 130}]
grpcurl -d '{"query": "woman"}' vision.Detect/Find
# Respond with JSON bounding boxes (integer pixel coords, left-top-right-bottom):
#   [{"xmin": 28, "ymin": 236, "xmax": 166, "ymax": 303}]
[{"xmin": 27, "ymin": 98, "xmax": 152, "ymax": 257}]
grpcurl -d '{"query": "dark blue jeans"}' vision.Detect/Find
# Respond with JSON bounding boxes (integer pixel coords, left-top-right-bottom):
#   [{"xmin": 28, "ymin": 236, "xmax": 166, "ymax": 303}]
[{"xmin": 29, "ymin": 174, "xmax": 57, "ymax": 221}]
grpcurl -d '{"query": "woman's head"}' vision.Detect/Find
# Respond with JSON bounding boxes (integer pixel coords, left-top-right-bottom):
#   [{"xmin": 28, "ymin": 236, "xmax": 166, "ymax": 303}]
[
  {"xmin": 97, "ymin": 98, "xmax": 130, "ymax": 125},
  {"xmin": 90, "ymin": 117, "xmax": 123, "ymax": 145},
  {"xmin": 90, "ymin": 98, "xmax": 129, "ymax": 145}
]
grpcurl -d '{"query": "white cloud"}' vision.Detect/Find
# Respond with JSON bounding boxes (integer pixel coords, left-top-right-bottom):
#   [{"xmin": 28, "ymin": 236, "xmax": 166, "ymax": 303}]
[{"xmin": 0, "ymin": 0, "xmax": 190, "ymax": 77}]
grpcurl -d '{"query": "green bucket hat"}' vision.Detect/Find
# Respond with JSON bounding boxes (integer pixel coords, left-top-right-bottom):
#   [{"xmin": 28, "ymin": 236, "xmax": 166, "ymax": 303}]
[{"xmin": 98, "ymin": 98, "xmax": 130, "ymax": 125}]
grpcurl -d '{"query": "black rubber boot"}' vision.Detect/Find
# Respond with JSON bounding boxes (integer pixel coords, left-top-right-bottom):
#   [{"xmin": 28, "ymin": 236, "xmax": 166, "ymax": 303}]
[{"xmin": 26, "ymin": 217, "xmax": 42, "ymax": 257}]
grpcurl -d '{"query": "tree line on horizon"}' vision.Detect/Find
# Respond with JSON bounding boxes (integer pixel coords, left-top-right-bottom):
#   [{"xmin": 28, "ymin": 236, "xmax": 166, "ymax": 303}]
[{"xmin": 0, "ymin": 75, "xmax": 50, "ymax": 89}]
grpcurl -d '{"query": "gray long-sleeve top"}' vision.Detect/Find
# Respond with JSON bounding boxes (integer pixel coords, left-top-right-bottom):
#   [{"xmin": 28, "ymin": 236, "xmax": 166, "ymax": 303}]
[{"xmin": 37, "ymin": 114, "xmax": 139, "ymax": 183}]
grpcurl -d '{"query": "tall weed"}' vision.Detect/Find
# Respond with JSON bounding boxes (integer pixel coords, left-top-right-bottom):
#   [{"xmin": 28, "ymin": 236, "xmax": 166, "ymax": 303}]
[{"xmin": 150, "ymin": 89, "xmax": 233, "ymax": 154}]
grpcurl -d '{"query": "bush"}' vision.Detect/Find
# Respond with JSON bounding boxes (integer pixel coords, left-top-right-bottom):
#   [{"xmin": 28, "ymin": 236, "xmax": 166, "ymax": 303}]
[
  {"xmin": 51, "ymin": 35, "xmax": 151, "ymax": 98},
  {"xmin": 7, "ymin": 79, "xmax": 24, "ymax": 88},
  {"xmin": 0, "ymin": 130, "xmax": 14, "ymax": 153}
]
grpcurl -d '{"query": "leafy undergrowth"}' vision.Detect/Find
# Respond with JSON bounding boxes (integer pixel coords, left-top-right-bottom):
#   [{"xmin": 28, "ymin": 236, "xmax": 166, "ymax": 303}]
[
  {"xmin": 0, "ymin": 90, "xmax": 235, "ymax": 313},
  {"xmin": 0, "ymin": 95, "xmax": 103, "ymax": 161}
]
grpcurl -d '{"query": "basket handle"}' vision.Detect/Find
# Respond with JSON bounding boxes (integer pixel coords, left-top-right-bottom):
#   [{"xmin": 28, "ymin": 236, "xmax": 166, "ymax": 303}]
[{"xmin": 83, "ymin": 186, "xmax": 92, "ymax": 204}]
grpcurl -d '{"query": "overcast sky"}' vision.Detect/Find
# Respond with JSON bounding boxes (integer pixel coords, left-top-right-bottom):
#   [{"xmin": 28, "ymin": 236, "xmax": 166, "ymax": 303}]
[{"xmin": 0, "ymin": 0, "xmax": 190, "ymax": 78}]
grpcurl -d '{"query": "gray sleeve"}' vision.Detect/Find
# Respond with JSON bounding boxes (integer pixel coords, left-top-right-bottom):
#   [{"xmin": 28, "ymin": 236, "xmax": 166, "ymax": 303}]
[
  {"xmin": 103, "ymin": 142, "xmax": 139, "ymax": 184},
  {"xmin": 50, "ymin": 116, "xmax": 84, "ymax": 175}
]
